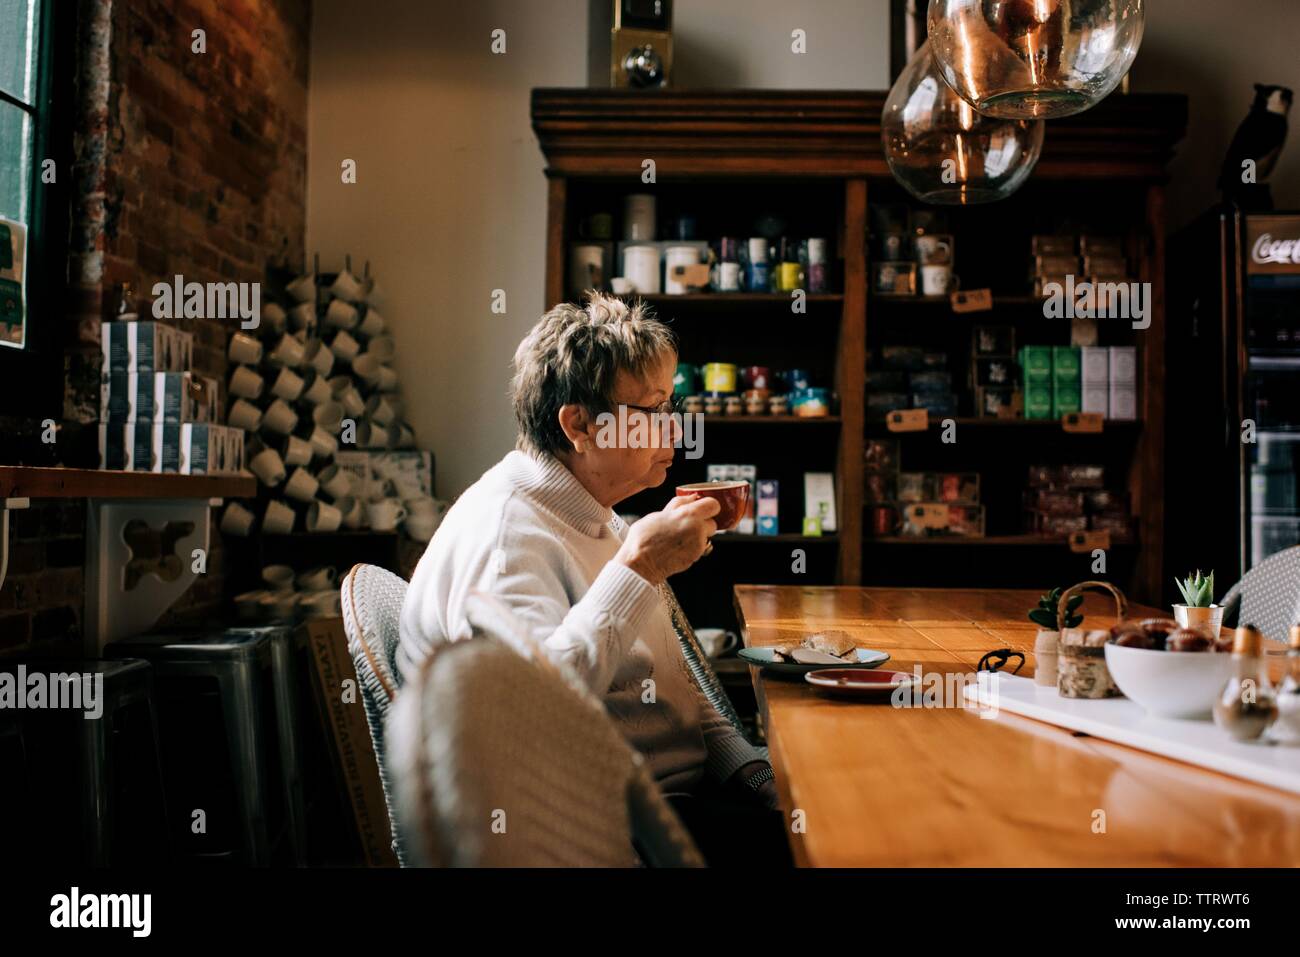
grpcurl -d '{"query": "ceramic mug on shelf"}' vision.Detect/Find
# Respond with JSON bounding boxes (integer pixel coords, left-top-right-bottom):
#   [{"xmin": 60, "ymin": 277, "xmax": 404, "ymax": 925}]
[
  {"xmin": 284, "ymin": 466, "xmax": 320, "ymax": 503},
  {"xmin": 288, "ymin": 301, "xmax": 316, "ymax": 335},
  {"xmin": 318, "ymin": 462, "xmax": 357, "ymax": 499},
  {"xmin": 302, "ymin": 338, "xmax": 334, "ymax": 377},
  {"xmin": 326, "ymin": 297, "xmax": 359, "ymax": 330},
  {"xmin": 261, "ymin": 564, "xmax": 296, "ymax": 591},
  {"xmin": 228, "ymin": 332, "xmax": 263, "ymax": 365},
  {"xmin": 249, "ymin": 447, "xmax": 287, "ymax": 487},
  {"xmin": 220, "ymin": 501, "xmax": 256, "ymax": 536},
  {"xmin": 269, "ymin": 333, "xmax": 306, "ymax": 368},
  {"xmin": 229, "ymin": 366, "xmax": 264, "ymax": 401},
  {"xmin": 306, "ymin": 500, "xmax": 343, "ymax": 533},
  {"xmin": 920, "ymin": 263, "xmax": 959, "ymax": 297},
  {"xmin": 261, "ymin": 398, "xmax": 299, "ymax": 436},
  {"xmin": 307, "ymin": 425, "xmax": 338, "ymax": 459},
  {"xmin": 271, "ymin": 366, "xmax": 306, "ymax": 402},
  {"xmin": 227, "ymin": 398, "xmax": 262, "ymax": 432},
  {"xmin": 357, "ymin": 307, "xmax": 385, "ymax": 338},
  {"xmin": 261, "ymin": 302, "xmax": 287, "ymax": 335},
  {"xmin": 622, "ymin": 244, "xmax": 661, "ymax": 294},
  {"xmin": 262, "ymin": 499, "xmax": 296, "ymax": 534},
  {"xmin": 330, "ymin": 330, "xmax": 361, "ymax": 362},
  {"xmin": 368, "ymin": 498, "xmax": 407, "ymax": 532},
  {"xmin": 286, "ymin": 273, "xmax": 317, "ymax": 303},
  {"xmin": 282, "ymin": 434, "xmax": 313, "ymax": 467},
  {"xmin": 298, "ymin": 369, "xmax": 331, "ymax": 406},
  {"xmin": 330, "ymin": 270, "xmax": 367, "ymax": 303},
  {"xmin": 312, "ymin": 400, "xmax": 344, "ymax": 433},
  {"xmin": 335, "ymin": 494, "xmax": 365, "ymax": 529},
  {"xmin": 296, "ymin": 565, "xmax": 338, "ymax": 591}
]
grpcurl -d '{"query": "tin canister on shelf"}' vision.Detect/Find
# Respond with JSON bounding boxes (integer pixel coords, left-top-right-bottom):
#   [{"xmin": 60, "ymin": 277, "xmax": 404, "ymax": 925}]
[
  {"xmin": 717, "ymin": 236, "xmax": 742, "ymax": 292},
  {"xmin": 702, "ymin": 362, "xmax": 738, "ymax": 393},
  {"xmin": 746, "ymin": 238, "xmax": 770, "ymax": 292},
  {"xmin": 791, "ymin": 387, "xmax": 830, "ymax": 418},
  {"xmin": 673, "ymin": 363, "xmax": 698, "ymax": 396},
  {"xmin": 806, "ymin": 237, "xmax": 829, "ymax": 293}
]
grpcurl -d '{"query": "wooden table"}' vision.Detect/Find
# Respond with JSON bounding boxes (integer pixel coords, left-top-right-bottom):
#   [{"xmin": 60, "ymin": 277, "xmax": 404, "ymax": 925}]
[{"xmin": 734, "ymin": 585, "xmax": 1300, "ymax": 867}]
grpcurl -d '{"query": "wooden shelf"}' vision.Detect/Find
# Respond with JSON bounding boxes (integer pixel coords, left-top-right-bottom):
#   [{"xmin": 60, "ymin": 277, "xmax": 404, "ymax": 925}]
[
  {"xmin": 871, "ymin": 293, "xmax": 1047, "ymax": 307},
  {"xmin": 866, "ymin": 417, "xmax": 1142, "ymax": 431},
  {"xmin": 865, "ymin": 534, "xmax": 1138, "ymax": 547},
  {"xmin": 0, "ymin": 466, "xmax": 255, "ymax": 500},
  {"xmin": 635, "ymin": 293, "xmax": 843, "ymax": 304},
  {"xmin": 701, "ymin": 415, "xmax": 841, "ymax": 425},
  {"xmin": 713, "ymin": 533, "xmax": 840, "ymax": 544}
]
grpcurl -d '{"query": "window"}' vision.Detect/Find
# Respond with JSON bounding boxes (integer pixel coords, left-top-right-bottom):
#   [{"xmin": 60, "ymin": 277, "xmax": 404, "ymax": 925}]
[
  {"xmin": 0, "ymin": 0, "xmax": 72, "ymax": 419},
  {"xmin": 0, "ymin": 0, "xmax": 45, "ymax": 350}
]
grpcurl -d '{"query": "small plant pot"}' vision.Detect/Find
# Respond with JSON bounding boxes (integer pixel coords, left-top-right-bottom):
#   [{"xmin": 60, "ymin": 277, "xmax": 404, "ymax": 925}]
[
  {"xmin": 1173, "ymin": 603, "xmax": 1224, "ymax": 640},
  {"xmin": 1034, "ymin": 629, "xmax": 1059, "ymax": 687}
]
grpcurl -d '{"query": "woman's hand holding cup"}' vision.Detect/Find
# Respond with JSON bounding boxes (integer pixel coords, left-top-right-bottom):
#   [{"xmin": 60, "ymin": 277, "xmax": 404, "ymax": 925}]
[{"xmin": 615, "ymin": 494, "xmax": 719, "ymax": 584}]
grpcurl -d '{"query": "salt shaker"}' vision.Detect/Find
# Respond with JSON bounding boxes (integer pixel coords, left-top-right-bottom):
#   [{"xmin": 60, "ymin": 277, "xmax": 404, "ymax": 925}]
[
  {"xmin": 1212, "ymin": 624, "xmax": 1278, "ymax": 741},
  {"xmin": 1269, "ymin": 625, "xmax": 1300, "ymax": 745}
]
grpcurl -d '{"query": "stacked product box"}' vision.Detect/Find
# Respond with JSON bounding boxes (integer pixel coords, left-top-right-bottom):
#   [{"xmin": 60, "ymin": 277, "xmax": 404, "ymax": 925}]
[
  {"xmin": 897, "ymin": 471, "xmax": 984, "ymax": 538},
  {"xmin": 971, "ymin": 325, "xmax": 1019, "ymax": 418},
  {"xmin": 1023, "ymin": 464, "xmax": 1132, "ymax": 538},
  {"xmin": 1051, "ymin": 346, "xmax": 1081, "ymax": 418},
  {"xmin": 756, "ymin": 479, "xmax": 779, "ymax": 536},
  {"xmin": 1108, "ymin": 345, "xmax": 1137, "ymax": 420},
  {"xmin": 865, "ymin": 347, "xmax": 957, "ymax": 420},
  {"xmin": 863, "ymin": 439, "xmax": 899, "ymax": 536},
  {"xmin": 1019, "ymin": 345, "xmax": 1053, "ymax": 419},
  {"xmin": 98, "ymin": 320, "xmax": 244, "ymax": 475}
]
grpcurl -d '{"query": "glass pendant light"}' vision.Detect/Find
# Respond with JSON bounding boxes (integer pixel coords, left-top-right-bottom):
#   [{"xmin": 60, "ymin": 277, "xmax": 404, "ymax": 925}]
[
  {"xmin": 883, "ymin": 40, "xmax": 1045, "ymax": 205},
  {"xmin": 927, "ymin": 0, "xmax": 1145, "ymax": 119}
]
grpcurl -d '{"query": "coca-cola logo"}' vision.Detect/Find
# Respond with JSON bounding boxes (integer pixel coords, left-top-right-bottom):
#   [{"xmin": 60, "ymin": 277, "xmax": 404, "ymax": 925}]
[{"xmin": 1252, "ymin": 233, "xmax": 1300, "ymax": 265}]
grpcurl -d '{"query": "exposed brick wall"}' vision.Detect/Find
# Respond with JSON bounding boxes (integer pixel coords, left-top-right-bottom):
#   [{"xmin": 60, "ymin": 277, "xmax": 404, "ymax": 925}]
[{"xmin": 1, "ymin": 0, "xmax": 311, "ymax": 658}]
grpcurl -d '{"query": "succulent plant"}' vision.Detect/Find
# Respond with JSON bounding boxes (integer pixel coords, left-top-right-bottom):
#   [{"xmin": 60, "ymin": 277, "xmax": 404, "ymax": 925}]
[
  {"xmin": 1028, "ymin": 586, "xmax": 1083, "ymax": 630},
  {"xmin": 1175, "ymin": 569, "xmax": 1216, "ymax": 608}
]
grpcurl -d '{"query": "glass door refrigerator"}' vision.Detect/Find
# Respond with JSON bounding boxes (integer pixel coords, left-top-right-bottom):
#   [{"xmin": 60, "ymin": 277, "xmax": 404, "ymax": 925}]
[{"xmin": 1169, "ymin": 210, "xmax": 1300, "ymax": 593}]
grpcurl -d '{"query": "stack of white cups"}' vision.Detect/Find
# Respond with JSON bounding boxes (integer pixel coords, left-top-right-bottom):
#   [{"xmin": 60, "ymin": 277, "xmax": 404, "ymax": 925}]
[{"xmin": 219, "ymin": 258, "xmax": 429, "ymax": 546}]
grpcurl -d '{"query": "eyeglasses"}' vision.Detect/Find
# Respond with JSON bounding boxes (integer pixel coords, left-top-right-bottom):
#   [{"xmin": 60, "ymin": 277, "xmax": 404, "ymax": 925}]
[{"xmin": 620, "ymin": 395, "xmax": 685, "ymax": 417}]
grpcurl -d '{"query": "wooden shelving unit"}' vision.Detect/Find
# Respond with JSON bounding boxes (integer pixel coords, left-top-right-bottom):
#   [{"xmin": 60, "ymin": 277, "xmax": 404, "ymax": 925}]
[
  {"xmin": 532, "ymin": 88, "xmax": 1184, "ymax": 608},
  {"xmin": 0, "ymin": 465, "xmax": 254, "ymax": 500}
]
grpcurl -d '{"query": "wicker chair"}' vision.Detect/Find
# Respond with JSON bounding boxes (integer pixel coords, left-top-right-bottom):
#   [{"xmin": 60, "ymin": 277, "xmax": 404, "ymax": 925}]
[
  {"xmin": 1221, "ymin": 545, "xmax": 1300, "ymax": 642},
  {"xmin": 386, "ymin": 590, "xmax": 704, "ymax": 867},
  {"xmin": 340, "ymin": 563, "xmax": 409, "ymax": 865}
]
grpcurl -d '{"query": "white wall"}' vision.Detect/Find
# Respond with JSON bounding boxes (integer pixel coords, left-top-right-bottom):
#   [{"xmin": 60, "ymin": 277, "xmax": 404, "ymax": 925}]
[{"xmin": 308, "ymin": 0, "xmax": 1300, "ymax": 497}]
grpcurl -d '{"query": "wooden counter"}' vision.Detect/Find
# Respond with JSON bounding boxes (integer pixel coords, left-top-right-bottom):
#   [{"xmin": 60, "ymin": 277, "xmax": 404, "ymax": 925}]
[{"xmin": 734, "ymin": 585, "xmax": 1300, "ymax": 867}]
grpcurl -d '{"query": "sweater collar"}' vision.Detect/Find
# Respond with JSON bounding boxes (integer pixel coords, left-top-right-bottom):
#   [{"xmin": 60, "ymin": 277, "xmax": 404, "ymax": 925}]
[{"xmin": 502, "ymin": 449, "xmax": 614, "ymax": 538}]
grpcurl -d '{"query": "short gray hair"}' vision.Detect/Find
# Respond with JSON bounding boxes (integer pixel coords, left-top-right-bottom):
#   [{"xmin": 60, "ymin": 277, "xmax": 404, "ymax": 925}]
[{"xmin": 511, "ymin": 292, "xmax": 677, "ymax": 457}]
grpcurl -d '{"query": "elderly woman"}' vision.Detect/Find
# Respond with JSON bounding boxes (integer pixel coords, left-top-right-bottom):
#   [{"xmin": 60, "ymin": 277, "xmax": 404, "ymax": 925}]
[{"xmin": 398, "ymin": 293, "xmax": 789, "ymax": 866}]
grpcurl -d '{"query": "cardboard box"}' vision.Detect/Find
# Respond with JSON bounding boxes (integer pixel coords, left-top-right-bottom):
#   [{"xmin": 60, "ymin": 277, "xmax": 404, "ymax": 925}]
[
  {"xmin": 98, "ymin": 423, "xmax": 156, "ymax": 471},
  {"xmin": 803, "ymin": 472, "xmax": 836, "ymax": 533},
  {"xmin": 1109, "ymin": 346, "xmax": 1137, "ymax": 385},
  {"xmin": 1051, "ymin": 346, "xmax": 1081, "ymax": 384},
  {"xmin": 101, "ymin": 320, "xmax": 192, "ymax": 376},
  {"xmin": 300, "ymin": 618, "xmax": 399, "ymax": 868},
  {"xmin": 1024, "ymin": 382, "xmax": 1053, "ymax": 419},
  {"xmin": 1082, "ymin": 384, "xmax": 1109, "ymax": 416},
  {"xmin": 152, "ymin": 423, "xmax": 245, "ymax": 474},
  {"xmin": 1019, "ymin": 345, "xmax": 1052, "ymax": 383},
  {"xmin": 101, "ymin": 371, "xmax": 219, "ymax": 423},
  {"xmin": 1079, "ymin": 346, "xmax": 1109, "ymax": 387},
  {"xmin": 1108, "ymin": 384, "xmax": 1137, "ymax": 421},
  {"xmin": 1052, "ymin": 379, "xmax": 1082, "ymax": 417},
  {"xmin": 736, "ymin": 464, "xmax": 757, "ymax": 534}
]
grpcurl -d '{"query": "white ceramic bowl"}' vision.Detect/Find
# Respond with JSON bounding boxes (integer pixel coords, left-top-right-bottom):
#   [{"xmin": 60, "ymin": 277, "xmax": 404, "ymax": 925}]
[{"xmin": 1103, "ymin": 642, "xmax": 1235, "ymax": 719}]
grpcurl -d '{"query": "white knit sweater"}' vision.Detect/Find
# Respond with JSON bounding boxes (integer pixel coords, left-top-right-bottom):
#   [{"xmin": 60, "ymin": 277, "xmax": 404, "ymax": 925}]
[{"xmin": 398, "ymin": 449, "xmax": 763, "ymax": 793}]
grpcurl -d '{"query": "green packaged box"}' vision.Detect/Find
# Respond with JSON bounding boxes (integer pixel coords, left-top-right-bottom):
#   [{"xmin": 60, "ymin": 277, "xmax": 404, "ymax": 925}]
[
  {"xmin": 1052, "ymin": 379, "xmax": 1082, "ymax": 417},
  {"xmin": 1019, "ymin": 345, "xmax": 1053, "ymax": 383},
  {"xmin": 1024, "ymin": 382, "xmax": 1053, "ymax": 419},
  {"xmin": 1052, "ymin": 346, "xmax": 1081, "ymax": 385}
]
